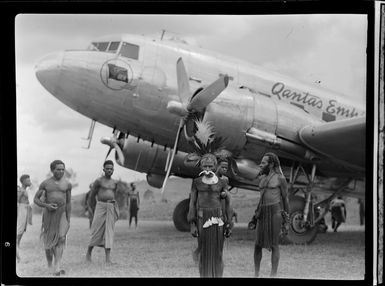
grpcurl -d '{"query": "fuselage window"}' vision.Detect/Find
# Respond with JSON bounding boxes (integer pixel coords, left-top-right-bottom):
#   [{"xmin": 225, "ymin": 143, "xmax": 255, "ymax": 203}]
[
  {"xmin": 107, "ymin": 41, "xmax": 121, "ymax": 53},
  {"xmin": 120, "ymin": 42, "xmax": 139, "ymax": 60}
]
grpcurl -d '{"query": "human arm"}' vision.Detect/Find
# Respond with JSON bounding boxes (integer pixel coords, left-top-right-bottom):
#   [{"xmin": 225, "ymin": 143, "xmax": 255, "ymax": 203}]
[
  {"xmin": 17, "ymin": 186, "xmax": 22, "ymax": 203},
  {"xmin": 33, "ymin": 181, "xmax": 57, "ymax": 211},
  {"xmin": 279, "ymin": 176, "xmax": 290, "ymax": 214},
  {"xmin": 224, "ymin": 190, "xmax": 233, "ymax": 237},
  {"xmin": 137, "ymin": 192, "xmax": 140, "ymax": 208},
  {"xmin": 87, "ymin": 179, "xmax": 99, "ymax": 213},
  {"xmin": 66, "ymin": 183, "xmax": 72, "ymax": 223},
  {"xmin": 187, "ymin": 180, "xmax": 198, "ymax": 237},
  {"xmin": 224, "ymin": 191, "xmax": 232, "ymax": 225}
]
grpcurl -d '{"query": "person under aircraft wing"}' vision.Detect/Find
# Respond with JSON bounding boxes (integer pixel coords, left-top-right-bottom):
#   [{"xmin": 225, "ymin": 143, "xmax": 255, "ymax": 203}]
[{"xmin": 298, "ymin": 116, "xmax": 366, "ymax": 169}]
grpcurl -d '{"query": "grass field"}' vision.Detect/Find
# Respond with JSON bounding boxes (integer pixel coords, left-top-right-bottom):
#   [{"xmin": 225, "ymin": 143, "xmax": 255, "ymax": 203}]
[
  {"xmin": 16, "ymin": 217, "xmax": 365, "ymax": 279},
  {"xmin": 18, "ymin": 177, "xmax": 366, "ymax": 279}
]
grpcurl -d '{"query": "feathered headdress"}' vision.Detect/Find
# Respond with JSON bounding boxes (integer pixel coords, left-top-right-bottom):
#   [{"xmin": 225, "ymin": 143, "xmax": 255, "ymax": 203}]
[{"xmin": 184, "ymin": 118, "xmax": 232, "ymax": 168}]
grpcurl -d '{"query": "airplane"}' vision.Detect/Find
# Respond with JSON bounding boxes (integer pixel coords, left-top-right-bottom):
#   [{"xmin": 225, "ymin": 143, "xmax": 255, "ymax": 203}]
[{"xmin": 34, "ymin": 31, "xmax": 366, "ymax": 244}]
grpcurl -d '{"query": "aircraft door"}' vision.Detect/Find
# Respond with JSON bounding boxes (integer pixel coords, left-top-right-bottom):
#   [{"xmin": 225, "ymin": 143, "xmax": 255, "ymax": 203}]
[
  {"xmin": 253, "ymin": 95, "xmax": 278, "ymax": 134},
  {"xmin": 132, "ymin": 41, "xmax": 163, "ymax": 114},
  {"xmin": 248, "ymin": 95, "xmax": 279, "ymax": 158}
]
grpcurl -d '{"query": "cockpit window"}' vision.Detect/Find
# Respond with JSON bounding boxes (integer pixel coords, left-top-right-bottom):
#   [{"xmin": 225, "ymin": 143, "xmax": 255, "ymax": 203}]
[
  {"xmin": 107, "ymin": 41, "xmax": 120, "ymax": 53},
  {"xmin": 89, "ymin": 42, "xmax": 109, "ymax": 51},
  {"xmin": 120, "ymin": 42, "xmax": 139, "ymax": 60}
]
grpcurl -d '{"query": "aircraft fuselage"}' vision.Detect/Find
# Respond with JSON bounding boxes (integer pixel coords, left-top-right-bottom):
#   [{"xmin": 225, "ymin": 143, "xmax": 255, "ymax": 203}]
[{"xmin": 35, "ymin": 34, "xmax": 366, "ymax": 184}]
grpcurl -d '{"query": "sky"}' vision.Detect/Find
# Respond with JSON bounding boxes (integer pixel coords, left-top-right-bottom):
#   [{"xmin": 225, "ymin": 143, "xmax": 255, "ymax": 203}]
[{"xmin": 15, "ymin": 14, "xmax": 368, "ymax": 197}]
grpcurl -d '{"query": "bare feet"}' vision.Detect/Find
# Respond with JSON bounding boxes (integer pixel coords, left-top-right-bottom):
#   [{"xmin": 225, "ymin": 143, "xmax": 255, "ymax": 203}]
[
  {"xmin": 106, "ymin": 260, "xmax": 117, "ymax": 266},
  {"xmin": 86, "ymin": 253, "xmax": 92, "ymax": 262}
]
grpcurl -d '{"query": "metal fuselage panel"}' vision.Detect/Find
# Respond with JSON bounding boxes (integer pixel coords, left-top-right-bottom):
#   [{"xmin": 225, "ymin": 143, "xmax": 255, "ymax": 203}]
[{"xmin": 38, "ymin": 34, "xmax": 366, "ymax": 182}]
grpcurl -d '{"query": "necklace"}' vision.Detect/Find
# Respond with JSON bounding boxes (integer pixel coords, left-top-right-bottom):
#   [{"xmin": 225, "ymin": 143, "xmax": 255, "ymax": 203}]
[{"xmin": 202, "ymin": 174, "xmax": 218, "ymax": 185}]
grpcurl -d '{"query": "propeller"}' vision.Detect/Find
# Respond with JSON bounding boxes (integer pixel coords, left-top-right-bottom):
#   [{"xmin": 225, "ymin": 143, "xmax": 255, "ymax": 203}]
[
  {"xmin": 160, "ymin": 57, "xmax": 229, "ymax": 201},
  {"xmin": 100, "ymin": 130, "xmax": 125, "ymax": 165}
]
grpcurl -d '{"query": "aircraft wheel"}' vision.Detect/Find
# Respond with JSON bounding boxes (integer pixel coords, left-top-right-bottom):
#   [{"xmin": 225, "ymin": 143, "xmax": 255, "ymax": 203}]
[
  {"xmin": 173, "ymin": 198, "xmax": 190, "ymax": 232},
  {"xmin": 281, "ymin": 196, "xmax": 318, "ymax": 245}
]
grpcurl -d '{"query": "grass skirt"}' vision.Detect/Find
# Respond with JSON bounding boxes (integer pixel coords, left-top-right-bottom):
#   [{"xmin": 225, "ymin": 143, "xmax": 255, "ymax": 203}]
[
  {"xmin": 197, "ymin": 207, "xmax": 225, "ymax": 277},
  {"xmin": 331, "ymin": 206, "xmax": 345, "ymax": 223},
  {"xmin": 255, "ymin": 203, "xmax": 282, "ymax": 250}
]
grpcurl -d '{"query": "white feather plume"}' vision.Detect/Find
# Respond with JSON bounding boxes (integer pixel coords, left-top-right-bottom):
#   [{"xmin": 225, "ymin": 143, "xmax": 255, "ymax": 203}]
[{"xmin": 194, "ymin": 118, "xmax": 215, "ymax": 148}]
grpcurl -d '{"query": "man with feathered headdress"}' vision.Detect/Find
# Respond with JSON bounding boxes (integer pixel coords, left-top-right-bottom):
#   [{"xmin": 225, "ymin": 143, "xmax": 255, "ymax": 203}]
[{"xmin": 185, "ymin": 118, "xmax": 233, "ymax": 278}]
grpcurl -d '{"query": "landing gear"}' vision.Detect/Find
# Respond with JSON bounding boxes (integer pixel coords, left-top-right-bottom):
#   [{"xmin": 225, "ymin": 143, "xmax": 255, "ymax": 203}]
[
  {"xmin": 280, "ymin": 162, "xmax": 353, "ymax": 244},
  {"xmin": 279, "ymin": 163, "xmax": 318, "ymax": 244},
  {"xmin": 281, "ymin": 195, "xmax": 318, "ymax": 244},
  {"xmin": 172, "ymin": 198, "xmax": 190, "ymax": 232}
]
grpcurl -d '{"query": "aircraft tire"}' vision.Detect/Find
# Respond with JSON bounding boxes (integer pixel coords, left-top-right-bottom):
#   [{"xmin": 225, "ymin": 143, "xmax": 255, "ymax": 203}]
[
  {"xmin": 173, "ymin": 198, "xmax": 190, "ymax": 232},
  {"xmin": 281, "ymin": 195, "xmax": 318, "ymax": 245}
]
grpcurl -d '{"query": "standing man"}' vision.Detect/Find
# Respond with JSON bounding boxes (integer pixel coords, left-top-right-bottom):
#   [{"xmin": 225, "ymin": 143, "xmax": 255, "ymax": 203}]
[
  {"xmin": 17, "ymin": 174, "xmax": 33, "ymax": 262},
  {"xmin": 253, "ymin": 152, "xmax": 289, "ymax": 278},
  {"xmin": 127, "ymin": 183, "xmax": 140, "ymax": 228},
  {"xmin": 34, "ymin": 160, "xmax": 72, "ymax": 276},
  {"xmin": 358, "ymin": 198, "xmax": 365, "ymax": 226},
  {"xmin": 187, "ymin": 154, "xmax": 232, "ymax": 277},
  {"xmin": 86, "ymin": 160, "xmax": 119, "ymax": 264},
  {"xmin": 191, "ymin": 158, "xmax": 232, "ymax": 265},
  {"xmin": 330, "ymin": 196, "xmax": 347, "ymax": 232}
]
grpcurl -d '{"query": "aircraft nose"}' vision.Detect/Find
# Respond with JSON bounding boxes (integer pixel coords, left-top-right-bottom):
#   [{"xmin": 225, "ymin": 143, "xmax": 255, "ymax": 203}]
[{"xmin": 35, "ymin": 51, "xmax": 64, "ymax": 92}]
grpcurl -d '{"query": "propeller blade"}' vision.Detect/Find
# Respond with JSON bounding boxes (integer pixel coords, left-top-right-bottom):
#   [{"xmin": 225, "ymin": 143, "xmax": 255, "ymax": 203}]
[
  {"xmin": 105, "ymin": 146, "xmax": 113, "ymax": 161},
  {"xmin": 187, "ymin": 75, "xmax": 229, "ymax": 113},
  {"xmin": 100, "ymin": 135, "xmax": 125, "ymax": 166},
  {"xmin": 160, "ymin": 119, "xmax": 184, "ymax": 202},
  {"xmin": 176, "ymin": 57, "xmax": 191, "ymax": 105}
]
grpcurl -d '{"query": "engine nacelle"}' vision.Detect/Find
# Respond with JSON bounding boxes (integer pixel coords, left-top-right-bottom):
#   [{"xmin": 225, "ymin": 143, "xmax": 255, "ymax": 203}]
[
  {"xmin": 146, "ymin": 173, "xmax": 166, "ymax": 188},
  {"xmin": 115, "ymin": 136, "xmax": 197, "ymax": 185},
  {"xmin": 234, "ymin": 158, "xmax": 261, "ymax": 180}
]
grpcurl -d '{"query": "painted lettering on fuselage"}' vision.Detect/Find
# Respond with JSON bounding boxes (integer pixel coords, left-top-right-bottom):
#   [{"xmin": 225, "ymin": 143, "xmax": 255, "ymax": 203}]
[{"xmin": 271, "ymin": 82, "xmax": 361, "ymax": 120}]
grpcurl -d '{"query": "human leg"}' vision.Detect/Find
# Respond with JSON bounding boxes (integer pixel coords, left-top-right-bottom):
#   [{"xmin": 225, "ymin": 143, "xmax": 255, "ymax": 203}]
[
  {"xmin": 254, "ymin": 244, "xmax": 262, "ymax": 277},
  {"xmin": 270, "ymin": 245, "xmax": 280, "ymax": 277},
  {"xmin": 334, "ymin": 221, "xmax": 341, "ymax": 232},
  {"xmin": 86, "ymin": 246, "xmax": 94, "ymax": 262},
  {"xmin": 52, "ymin": 238, "xmax": 66, "ymax": 275},
  {"xmin": 134, "ymin": 215, "xmax": 138, "ymax": 227},
  {"xmin": 16, "ymin": 234, "xmax": 23, "ymax": 248},
  {"xmin": 129, "ymin": 215, "xmax": 132, "ymax": 227},
  {"xmin": 192, "ymin": 237, "xmax": 201, "ymax": 265},
  {"xmin": 45, "ymin": 249, "xmax": 54, "ymax": 272},
  {"xmin": 16, "ymin": 234, "xmax": 23, "ymax": 262},
  {"xmin": 105, "ymin": 248, "xmax": 114, "ymax": 264}
]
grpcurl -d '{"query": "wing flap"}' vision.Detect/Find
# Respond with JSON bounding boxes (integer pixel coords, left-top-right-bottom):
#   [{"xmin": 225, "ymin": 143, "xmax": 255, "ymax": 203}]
[{"xmin": 299, "ymin": 116, "xmax": 366, "ymax": 168}]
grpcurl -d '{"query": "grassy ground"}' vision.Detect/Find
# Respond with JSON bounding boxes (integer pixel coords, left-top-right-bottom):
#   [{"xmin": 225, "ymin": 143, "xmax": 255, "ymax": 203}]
[
  {"xmin": 16, "ymin": 216, "xmax": 365, "ymax": 279},
  {"xmin": 18, "ymin": 177, "xmax": 365, "ymax": 279}
]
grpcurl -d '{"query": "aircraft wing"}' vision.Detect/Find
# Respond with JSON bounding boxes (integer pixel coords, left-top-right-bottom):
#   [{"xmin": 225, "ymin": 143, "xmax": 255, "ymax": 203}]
[{"xmin": 298, "ymin": 116, "xmax": 366, "ymax": 169}]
